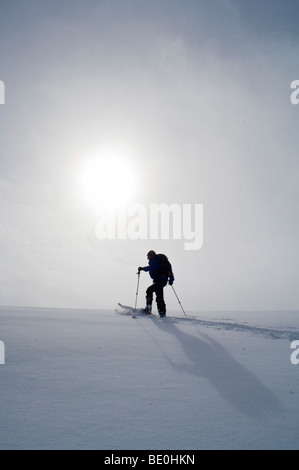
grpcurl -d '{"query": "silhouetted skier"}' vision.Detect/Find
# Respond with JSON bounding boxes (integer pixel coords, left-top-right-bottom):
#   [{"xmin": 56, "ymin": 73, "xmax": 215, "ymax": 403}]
[{"xmin": 138, "ymin": 250, "xmax": 174, "ymax": 317}]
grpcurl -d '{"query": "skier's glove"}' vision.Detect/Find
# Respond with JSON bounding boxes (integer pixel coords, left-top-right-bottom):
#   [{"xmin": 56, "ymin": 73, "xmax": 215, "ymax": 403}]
[
  {"xmin": 138, "ymin": 267, "xmax": 143, "ymax": 273},
  {"xmin": 168, "ymin": 276, "xmax": 174, "ymax": 286}
]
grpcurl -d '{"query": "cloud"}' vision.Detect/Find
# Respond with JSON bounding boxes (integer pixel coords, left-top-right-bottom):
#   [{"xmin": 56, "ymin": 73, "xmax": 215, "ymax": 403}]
[{"xmin": 0, "ymin": 0, "xmax": 298, "ymax": 309}]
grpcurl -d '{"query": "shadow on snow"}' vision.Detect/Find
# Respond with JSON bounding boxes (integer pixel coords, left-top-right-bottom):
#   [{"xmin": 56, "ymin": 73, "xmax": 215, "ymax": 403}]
[{"xmin": 139, "ymin": 317, "xmax": 282, "ymax": 418}]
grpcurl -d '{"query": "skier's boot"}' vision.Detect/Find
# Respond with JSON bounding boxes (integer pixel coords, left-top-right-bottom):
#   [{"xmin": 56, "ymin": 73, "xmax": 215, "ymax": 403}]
[{"xmin": 143, "ymin": 304, "xmax": 152, "ymax": 315}]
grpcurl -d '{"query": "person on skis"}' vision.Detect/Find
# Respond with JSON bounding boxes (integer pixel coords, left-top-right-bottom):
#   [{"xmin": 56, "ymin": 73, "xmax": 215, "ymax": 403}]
[{"xmin": 138, "ymin": 250, "xmax": 174, "ymax": 317}]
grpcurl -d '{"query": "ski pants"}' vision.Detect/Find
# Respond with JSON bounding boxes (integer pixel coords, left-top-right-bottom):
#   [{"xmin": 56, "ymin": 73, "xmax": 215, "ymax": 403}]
[{"xmin": 146, "ymin": 280, "xmax": 167, "ymax": 314}]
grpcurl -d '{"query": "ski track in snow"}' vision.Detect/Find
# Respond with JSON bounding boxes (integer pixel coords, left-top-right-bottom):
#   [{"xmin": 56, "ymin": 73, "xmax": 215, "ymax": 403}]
[{"xmin": 116, "ymin": 308, "xmax": 299, "ymax": 341}]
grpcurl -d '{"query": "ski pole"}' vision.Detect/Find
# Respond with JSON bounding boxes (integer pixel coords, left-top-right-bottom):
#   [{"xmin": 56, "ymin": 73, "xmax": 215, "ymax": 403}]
[
  {"xmin": 134, "ymin": 271, "xmax": 141, "ymax": 311},
  {"xmin": 171, "ymin": 285, "xmax": 187, "ymax": 316}
]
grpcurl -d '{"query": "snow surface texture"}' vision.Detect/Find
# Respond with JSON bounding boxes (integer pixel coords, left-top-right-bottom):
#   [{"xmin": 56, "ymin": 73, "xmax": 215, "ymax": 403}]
[{"xmin": 0, "ymin": 306, "xmax": 299, "ymax": 450}]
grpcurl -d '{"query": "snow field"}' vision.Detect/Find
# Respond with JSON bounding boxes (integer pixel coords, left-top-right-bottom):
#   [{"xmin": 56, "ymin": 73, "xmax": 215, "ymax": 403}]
[{"xmin": 0, "ymin": 307, "xmax": 299, "ymax": 449}]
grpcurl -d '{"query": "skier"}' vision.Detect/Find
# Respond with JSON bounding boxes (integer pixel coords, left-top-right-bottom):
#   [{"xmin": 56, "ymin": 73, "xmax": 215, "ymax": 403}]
[{"xmin": 138, "ymin": 250, "xmax": 174, "ymax": 317}]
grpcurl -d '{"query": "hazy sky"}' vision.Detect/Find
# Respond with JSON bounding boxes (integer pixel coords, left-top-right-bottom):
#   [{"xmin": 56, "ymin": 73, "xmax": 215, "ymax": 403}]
[{"xmin": 0, "ymin": 0, "xmax": 298, "ymax": 311}]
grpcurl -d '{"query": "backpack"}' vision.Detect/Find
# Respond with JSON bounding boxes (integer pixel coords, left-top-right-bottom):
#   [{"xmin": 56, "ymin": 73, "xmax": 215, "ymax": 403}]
[{"xmin": 156, "ymin": 253, "xmax": 173, "ymax": 278}]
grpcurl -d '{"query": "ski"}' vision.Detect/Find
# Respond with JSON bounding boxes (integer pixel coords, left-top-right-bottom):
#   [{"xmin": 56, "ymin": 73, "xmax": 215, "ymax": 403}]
[{"xmin": 117, "ymin": 303, "xmax": 156, "ymax": 318}]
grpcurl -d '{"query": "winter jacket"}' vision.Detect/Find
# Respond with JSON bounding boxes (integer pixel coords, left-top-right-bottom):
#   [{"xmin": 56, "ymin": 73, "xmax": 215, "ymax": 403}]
[{"xmin": 142, "ymin": 256, "xmax": 175, "ymax": 284}]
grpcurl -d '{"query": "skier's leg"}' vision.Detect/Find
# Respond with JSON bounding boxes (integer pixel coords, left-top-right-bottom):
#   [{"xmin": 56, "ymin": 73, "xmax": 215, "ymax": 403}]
[
  {"xmin": 155, "ymin": 282, "xmax": 167, "ymax": 317},
  {"xmin": 145, "ymin": 284, "xmax": 155, "ymax": 313}
]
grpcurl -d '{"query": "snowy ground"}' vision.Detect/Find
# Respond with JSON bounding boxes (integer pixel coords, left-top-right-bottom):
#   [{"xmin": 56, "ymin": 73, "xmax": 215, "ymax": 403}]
[{"xmin": 0, "ymin": 305, "xmax": 299, "ymax": 450}]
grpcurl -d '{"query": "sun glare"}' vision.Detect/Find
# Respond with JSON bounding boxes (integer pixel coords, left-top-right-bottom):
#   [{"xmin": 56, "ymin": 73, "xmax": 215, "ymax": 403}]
[{"xmin": 79, "ymin": 149, "xmax": 139, "ymax": 214}]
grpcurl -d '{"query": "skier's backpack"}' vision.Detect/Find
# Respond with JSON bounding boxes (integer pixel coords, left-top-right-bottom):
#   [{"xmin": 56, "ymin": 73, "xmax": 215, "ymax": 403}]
[{"xmin": 156, "ymin": 253, "xmax": 173, "ymax": 278}]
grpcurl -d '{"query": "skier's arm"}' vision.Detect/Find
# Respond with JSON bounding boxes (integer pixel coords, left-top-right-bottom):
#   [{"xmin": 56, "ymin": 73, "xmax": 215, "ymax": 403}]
[
  {"xmin": 138, "ymin": 258, "xmax": 156, "ymax": 274},
  {"xmin": 168, "ymin": 263, "xmax": 175, "ymax": 285},
  {"xmin": 138, "ymin": 266, "xmax": 150, "ymax": 272}
]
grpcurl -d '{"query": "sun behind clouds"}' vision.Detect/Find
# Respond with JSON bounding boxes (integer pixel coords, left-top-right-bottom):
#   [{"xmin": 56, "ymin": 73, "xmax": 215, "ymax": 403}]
[{"xmin": 79, "ymin": 147, "xmax": 139, "ymax": 214}]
